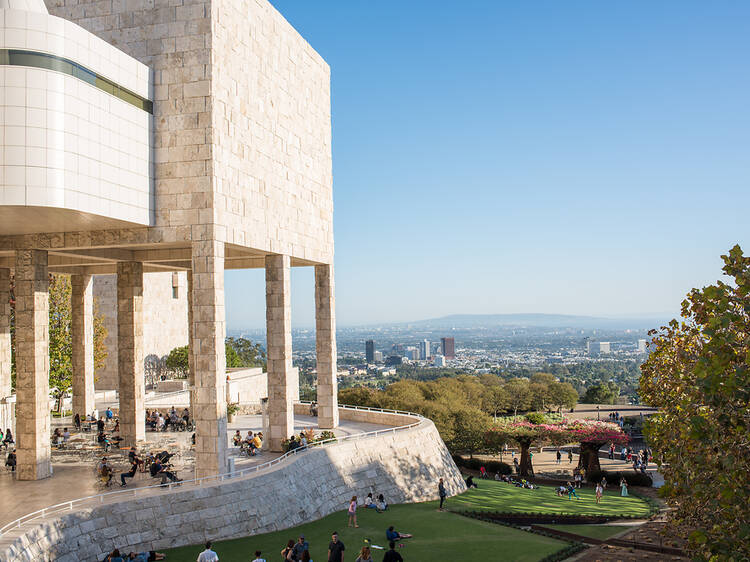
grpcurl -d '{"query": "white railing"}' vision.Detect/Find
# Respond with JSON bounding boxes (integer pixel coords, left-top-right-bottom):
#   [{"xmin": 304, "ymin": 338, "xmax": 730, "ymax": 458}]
[{"xmin": 0, "ymin": 404, "xmax": 423, "ymax": 538}]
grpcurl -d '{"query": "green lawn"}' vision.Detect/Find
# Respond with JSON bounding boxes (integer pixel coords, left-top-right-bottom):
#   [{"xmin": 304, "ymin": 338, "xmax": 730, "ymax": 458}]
[
  {"xmin": 164, "ymin": 500, "xmax": 566, "ymax": 562},
  {"xmin": 448, "ymin": 479, "xmax": 652, "ymax": 517},
  {"xmin": 538, "ymin": 524, "xmax": 626, "ymax": 540}
]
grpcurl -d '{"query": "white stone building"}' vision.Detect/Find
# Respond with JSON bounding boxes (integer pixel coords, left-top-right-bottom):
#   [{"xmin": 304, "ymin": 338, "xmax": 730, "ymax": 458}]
[{"xmin": 0, "ymin": 0, "xmax": 338, "ymax": 480}]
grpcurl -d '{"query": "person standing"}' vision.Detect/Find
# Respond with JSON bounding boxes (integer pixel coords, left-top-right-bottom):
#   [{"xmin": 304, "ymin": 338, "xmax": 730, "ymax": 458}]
[
  {"xmin": 556, "ymin": 450, "xmax": 561, "ymax": 464},
  {"xmin": 348, "ymin": 496, "xmax": 359, "ymax": 528},
  {"xmin": 327, "ymin": 532, "xmax": 345, "ymax": 562},
  {"xmin": 382, "ymin": 542, "xmax": 403, "ymax": 562},
  {"xmin": 196, "ymin": 541, "xmax": 218, "ymax": 562},
  {"xmin": 438, "ymin": 478, "xmax": 447, "ymax": 511},
  {"xmin": 293, "ymin": 535, "xmax": 309, "ymax": 559},
  {"xmin": 567, "ymin": 449, "xmax": 573, "ymax": 464},
  {"xmin": 620, "ymin": 477, "xmax": 629, "ymax": 497},
  {"xmin": 595, "ymin": 482, "xmax": 603, "ymax": 504}
]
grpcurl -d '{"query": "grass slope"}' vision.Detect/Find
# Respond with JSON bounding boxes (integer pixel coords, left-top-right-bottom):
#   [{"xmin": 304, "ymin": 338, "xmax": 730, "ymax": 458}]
[
  {"xmin": 539, "ymin": 524, "xmax": 626, "ymax": 540},
  {"xmin": 164, "ymin": 500, "xmax": 565, "ymax": 562},
  {"xmin": 448, "ymin": 479, "xmax": 651, "ymax": 517}
]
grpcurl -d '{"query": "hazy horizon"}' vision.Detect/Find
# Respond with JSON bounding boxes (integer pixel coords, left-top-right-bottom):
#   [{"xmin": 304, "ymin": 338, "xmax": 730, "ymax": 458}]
[{"xmin": 225, "ymin": 1, "xmax": 750, "ymax": 331}]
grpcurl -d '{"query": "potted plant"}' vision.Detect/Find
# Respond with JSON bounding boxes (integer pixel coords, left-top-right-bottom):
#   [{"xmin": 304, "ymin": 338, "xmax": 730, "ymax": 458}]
[{"xmin": 227, "ymin": 402, "xmax": 240, "ymax": 423}]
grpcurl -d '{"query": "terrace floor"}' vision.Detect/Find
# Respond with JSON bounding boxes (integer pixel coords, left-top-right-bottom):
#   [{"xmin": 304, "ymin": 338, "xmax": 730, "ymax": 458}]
[{"xmin": 0, "ymin": 413, "xmax": 391, "ymax": 528}]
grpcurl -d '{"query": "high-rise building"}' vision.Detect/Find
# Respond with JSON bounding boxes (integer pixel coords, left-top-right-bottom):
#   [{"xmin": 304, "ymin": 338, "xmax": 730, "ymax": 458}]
[
  {"xmin": 365, "ymin": 340, "xmax": 375, "ymax": 363},
  {"xmin": 373, "ymin": 351, "xmax": 383, "ymax": 362},
  {"xmin": 587, "ymin": 341, "xmax": 611, "ymax": 355},
  {"xmin": 441, "ymin": 337, "xmax": 455, "ymax": 359},
  {"xmin": 433, "ymin": 355, "xmax": 446, "ymax": 367},
  {"xmin": 419, "ymin": 340, "xmax": 430, "ymax": 360},
  {"xmin": 637, "ymin": 339, "xmax": 647, "ymax": 353}
]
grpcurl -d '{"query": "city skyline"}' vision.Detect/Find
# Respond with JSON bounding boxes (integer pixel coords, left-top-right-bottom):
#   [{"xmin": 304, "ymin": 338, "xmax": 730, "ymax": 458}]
[{"xmin": 225, "ymin": 0, "xmax": 750, "ymax": 330}]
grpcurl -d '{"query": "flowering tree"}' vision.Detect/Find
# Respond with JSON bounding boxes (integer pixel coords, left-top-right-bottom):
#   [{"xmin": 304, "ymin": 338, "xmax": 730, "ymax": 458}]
[{"xmin": 564, "ymin": 419, "xmax": 629, "ymax": 474}]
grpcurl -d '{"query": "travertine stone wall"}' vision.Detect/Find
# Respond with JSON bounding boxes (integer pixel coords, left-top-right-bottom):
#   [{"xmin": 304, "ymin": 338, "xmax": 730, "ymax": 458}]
[
  {"xmin": 191, "ymin": 240, "xmax": 227, "ymax": 477},
  {"xmin": 116, "ymin": 262, "xmax": 145, "ymax": 446},
  {"xmin": 0, "ymin": 416, "xmax": 465, "ymax": 562},
  {"xmin": 14, "ymin": 249, "xmax": 51, "ymax": 480},
  {"xmin": 93, "ymin": 272, "xmax": 189, "ymax": 390},
  {"xmin": 210, "ymin": 0, "xmax": 333, "ymax": 262},
  {"xmin": 71, "ymin": 274, "xmax": 95, "ymax": 418},
  {"xmin": 0, "ymin": 268, "xmax": 11, "ymax": 399},
  {"xmin": 265, "ymin": 254, "xmax": 293, "ymax": 451},
  {"xmin": 315, "ymin": 264, "xmax": 338, "ymax": 428}
]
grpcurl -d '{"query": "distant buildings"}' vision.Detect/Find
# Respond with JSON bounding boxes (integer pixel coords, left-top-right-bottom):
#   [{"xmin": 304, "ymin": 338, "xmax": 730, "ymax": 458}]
[
  {"xmin": 637, "ymin": 339, "xmax": 647, "ymax": 353},
  {"xmin": 373, "ymin": 350, "xmax": 383, "ymax": 362},
  {"xmin": 365, "ymin": 340, "xmax": 375, "ymax": 363},
  {"xmin": 587, "ymin": 341, "xmax": 611, "ymax": 356},
  {"xmin": 441, "ymin": 337, "xmax": 455, "ymax": 359},
  {"xmin": 420, "ymin": 340, "xmax": 430, "ymax": 360},
  {"xmin": 433, "ymin": 355, "xmax": 446, "ymax": 367}
]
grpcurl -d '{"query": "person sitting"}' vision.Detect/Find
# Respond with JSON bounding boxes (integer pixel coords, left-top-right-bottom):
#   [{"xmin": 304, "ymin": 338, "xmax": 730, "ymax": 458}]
[
  {"xmin": 232, "ymin": 430, "xmax": 243, "ymax": 447},
  {"xmin": 127, "ymin": 551, "xmax": 167, "ymax": 561},
  {"xmin": 299, "ymin": 432, "xmax": 308, "ymax": 448},
  {"xmin": 74, "ymin": 413, "xmax": 81, "ymax": 431},
  {"xmin": 3, "ymin": 428, "xmax": 14, "ymax": 449},
  {"xmin": 494, "ymin": 471, "xmax": 501, "ymax": 481},
  {"xmin": 376, "ymin": 494, "xmax": 388, "ymax": 512},
  {"xmin": 98, "ymin": 457, "xmax": 114, "ymax": 486},
  {"xmin": 287, "ymin": 436, "xmax": 298, "ymax": 451},
  {"xmin": 556, "ymin": 485, "xmax": 567, "ymax": 497},
  {"xmin": 128, "ymin": 447, "xmax": 144, "ymax": 471},
  {"xmin": 97, "ymin": 430, "xmax": 111, "ymax": 451},
  {"xmin": 364, "ymin": 492, "xmax": 378, "ymax": 510},
  {"xmin": 5, "ymin": 449, "xmax": 16, "ymax": 472},
  {"xmin": 62, "ymin": 427, "xmax": 71, "ymax": 443},
  {"xmin": 182, "ymin": 408, "xmax": 190, "ymax": 424},
  {"xmin": 386, "ymin": 525, "xmax": 412, "ymax": 540},
  {"xmin": 149, "ymin": 457, "xmax": 180, "ymax": 485},
  {"xmin": 465, "ymin": 475, "xmax": 477, "ymax": 488},
  {"xmin": 105, "ymin": 548, "xmax": 125, "ymax": 562},
  {"xmin": 249, "ymin": 432, "xmax": 262, "ymax": 455},
  {"xmin": 120, "ymin": 459, "xmax": 138, "ymax": 487},
  {"xmin": 156, "ymin": 414, "xmax": 166, "ymax": 432},
  {"xmin": 53, "ymin": 427, "xmax": 63, "ymax": 448}
]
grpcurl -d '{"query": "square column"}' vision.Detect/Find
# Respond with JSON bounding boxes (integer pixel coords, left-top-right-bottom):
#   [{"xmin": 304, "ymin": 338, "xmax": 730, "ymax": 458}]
[
  {"xmin": 71, "ymin": 274, "xmax": 95, "ymax": 418},
  {"xmin": 187, "ymin": 270, "xmax": 196, "ymax": 416},
  {"xmin": 315, "ymin": 264, "xmax": 339, "ymax": 429},
  {"xmin": 0, "ymin": 268, "xmax": 11, "ymax": 399},
  {"xmin": 191, "ymin": 240, "xmax": 227, "ymax": 477},
  {"xmin": 265, "ymin": 254, "xmax": 294, "ymax": 451},
  {"xmin": 117, "ymin": 262, "xmax": 145, "ymax": 446},
  {"xmin": 14, "ymin": 250, "xmax": 51, "ymax": 480}
]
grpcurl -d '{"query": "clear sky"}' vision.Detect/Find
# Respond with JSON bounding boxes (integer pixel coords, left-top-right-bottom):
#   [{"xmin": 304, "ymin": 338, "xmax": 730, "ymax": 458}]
[{"xmin": 225, "ymin": 0, "xmax": 750, "ymax": 329}]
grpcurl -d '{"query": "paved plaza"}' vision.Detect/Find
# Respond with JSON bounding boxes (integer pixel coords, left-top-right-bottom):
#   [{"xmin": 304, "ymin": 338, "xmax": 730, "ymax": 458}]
[{"xmin": 0, "ymin": 413, "xmax": 392, "ymax": 527}]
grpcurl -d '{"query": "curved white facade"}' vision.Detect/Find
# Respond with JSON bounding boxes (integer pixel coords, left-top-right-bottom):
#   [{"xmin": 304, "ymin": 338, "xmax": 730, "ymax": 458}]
[{"xmin": 0, "ymin": 4, "xmax": 152, "ymax": 233}]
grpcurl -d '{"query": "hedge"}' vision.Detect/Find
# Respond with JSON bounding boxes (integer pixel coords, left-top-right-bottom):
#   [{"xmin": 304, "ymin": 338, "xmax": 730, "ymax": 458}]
[
  {"xmin": 587, "ymin": 469, "xmax": 653, "ymax": 488},
  {"xmin": 452, "ymin": 454, "xmax": 512, "ymax": 475}
]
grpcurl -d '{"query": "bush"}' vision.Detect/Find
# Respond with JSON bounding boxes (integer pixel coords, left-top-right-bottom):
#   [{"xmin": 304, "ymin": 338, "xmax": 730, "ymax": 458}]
[
  {"xmin": 452, "ymin": 455, "xmax": 512, "ymax": 475},
  {"xmin": 587, "ymin": 469, "xmax": 653, "ymax": 488},
  {"xmin": 525, "ymin": 412, "xmax": 548, "ymax": 425}
]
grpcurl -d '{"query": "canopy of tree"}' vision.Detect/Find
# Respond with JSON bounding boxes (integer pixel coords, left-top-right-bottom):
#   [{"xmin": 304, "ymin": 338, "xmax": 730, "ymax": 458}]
[
  {"xmin": 166, "ymin": 337, "xmax": 266, "ymax": 377},
  {"xmin": 338, "ymin": 373, "xmax": 578, "ymax": 456},
  {"xmin": 640, "ymin": 245, "xmax": 750, "ymax": 560}
]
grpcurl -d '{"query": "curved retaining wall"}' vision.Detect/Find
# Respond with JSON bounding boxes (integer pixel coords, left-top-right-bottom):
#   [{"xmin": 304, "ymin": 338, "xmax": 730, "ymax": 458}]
[{"xmin": 0, "ymin": 412, "xmax": 465, "ymax": 562}]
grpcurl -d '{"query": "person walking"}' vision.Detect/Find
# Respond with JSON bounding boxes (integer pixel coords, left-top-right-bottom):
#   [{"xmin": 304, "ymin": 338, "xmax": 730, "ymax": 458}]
[
  {"xmin": 347, "ymin": 495, "xmax": 359, "ymax": 528},
  {"xmin": 595, "ymin": 482, "xmax": 603, "ymax": 504},
  {"xmin": 567, "ymin": 449, "xmax": 573, "ymax": 464},
  {"xmin": 566, "ymin": 481, "xmax": 579, "ymax": 500},
  {"xmin": 327, "ymin": 532, "xmax": 345, "ymax": 562},
  {"xmin": 438, "ymin": 478, "xmax": 447, "ymax": 511}
]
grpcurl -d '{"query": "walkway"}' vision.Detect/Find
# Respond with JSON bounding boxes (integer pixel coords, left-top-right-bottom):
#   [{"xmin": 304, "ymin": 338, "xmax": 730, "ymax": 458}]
[{"xmin": 0, "ymin": 413, "xmax": 391, "ymax": 527}]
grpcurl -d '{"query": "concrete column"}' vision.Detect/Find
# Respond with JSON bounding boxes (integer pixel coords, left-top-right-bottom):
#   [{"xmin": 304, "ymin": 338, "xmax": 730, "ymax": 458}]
[
  {"xmin": 0, "ymin": 268, "xmax": 11, "ymax": 399},
  {"xmin": 315, "ymin": 264, "xmax": 339, "ymax": 429},
  {"xmin": 71, "ymin": 274, "xmax": 95, "ymax": 418},
  {"xmin": 265, "ymin": 254, "xmax": 294, "ymax": 451},
  {"xmin": 187, "ymin": 270, "xmax": 196, "ymax": 417},
  {"xmin": 191, "ymin": 240, "xmax": 227, "ymax": 477},
  {"xmin": 14, "ymin": 250, "xmax": 51, "ymax": 480},
  {"xmin": 117, "ymin": 262, "xmax": 145, "ymax": 446}
]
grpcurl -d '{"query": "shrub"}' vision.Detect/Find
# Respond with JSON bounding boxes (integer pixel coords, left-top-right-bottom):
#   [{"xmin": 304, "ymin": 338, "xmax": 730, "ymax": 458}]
[
  {"xmin": 524, "ymin": 412, "xmax": 548, "ymax": 425},
  {"xmin": 587, "ymin": 469, "xmax": 653, "ymax": 487},
  {"xmin": 452, "ymin": 455, "xmax": 512, "ymax": 475}
]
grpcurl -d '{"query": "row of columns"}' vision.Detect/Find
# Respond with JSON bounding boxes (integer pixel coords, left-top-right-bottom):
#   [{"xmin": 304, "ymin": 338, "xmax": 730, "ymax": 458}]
[{"xmin": 0, "ymin": 241, "xmax": 338, "ymax": 479}]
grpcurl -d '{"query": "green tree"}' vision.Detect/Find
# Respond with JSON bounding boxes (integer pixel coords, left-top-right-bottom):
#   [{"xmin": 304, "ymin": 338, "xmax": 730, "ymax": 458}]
[
  {"xmin": 547, "ymin": 381, "xmax": 579, "ymax": 412},
  {"xmin": 446, "ymin": 407, "xmax": 491, "ymax": 458},
  {"xmin": 583, "ymin": 382, "xmax": 619, "ymax": 404},
  {"xmin": 165, "ymin": 345, "xmax": 189, "ymax": 376},
  {"xmin": 48, "ymin": 275, "xmax": 72, "ymax": 412},
  {"xmin": 482, "ymin": 384, "xmax": 509, "ymax": 419},
  {"xmin": 504, "ymin": 378, "xmax": 531, "ymax": 416},
  {"xmin": 226, "ymin": 337, "xmax": 266, "ymax": 368},
  {"xmin": 640, "ymin": 245, "xmax": 750, "ymax": 560}
]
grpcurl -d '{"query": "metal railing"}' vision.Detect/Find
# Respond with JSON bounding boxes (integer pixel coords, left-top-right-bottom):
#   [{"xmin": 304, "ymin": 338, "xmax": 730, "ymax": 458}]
[{"xmin": 0, "ymin": 404, "xmax": 423, "ymax": 537}]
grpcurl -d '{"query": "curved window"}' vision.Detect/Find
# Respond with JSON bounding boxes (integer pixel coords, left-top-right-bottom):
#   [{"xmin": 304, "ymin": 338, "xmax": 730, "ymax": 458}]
[{"xmin": 0, "ymin": 48, "xmax": 153, "ymax": 113}]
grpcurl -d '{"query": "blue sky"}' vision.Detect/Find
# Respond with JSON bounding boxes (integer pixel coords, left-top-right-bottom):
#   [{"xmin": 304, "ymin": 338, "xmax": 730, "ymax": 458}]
[{"xmin": 225, "ymin": 0, "xmax": 750, "ymax": 329}]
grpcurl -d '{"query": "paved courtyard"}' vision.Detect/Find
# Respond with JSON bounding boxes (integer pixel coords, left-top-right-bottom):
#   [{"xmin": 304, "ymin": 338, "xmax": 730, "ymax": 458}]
[{"xmin": 0, "ymin": 413, "xmax": 391, "ymax": 527}]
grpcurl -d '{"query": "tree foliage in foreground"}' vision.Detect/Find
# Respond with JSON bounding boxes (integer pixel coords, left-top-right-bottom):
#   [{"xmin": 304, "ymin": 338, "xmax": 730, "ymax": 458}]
[{"xmin": 640, "ymin": 245, "xmax": 750, "ymax": 561}]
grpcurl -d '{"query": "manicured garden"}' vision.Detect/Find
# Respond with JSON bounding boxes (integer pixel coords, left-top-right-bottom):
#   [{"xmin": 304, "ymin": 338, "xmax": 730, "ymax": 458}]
[
  {"xmin": 164, "ymin": 500, "xmax": 566, "ymax": 562},
  {"xmin": 164, "ymin": 480, "xmax": 652, "ymax": 561},
  {"xmin": 449, "ymin": 479, "xmax": 653, "ymax": 517}
]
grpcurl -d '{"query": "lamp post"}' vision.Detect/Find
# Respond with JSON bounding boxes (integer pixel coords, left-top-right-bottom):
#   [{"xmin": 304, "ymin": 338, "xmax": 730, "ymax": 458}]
[{"xmin": 596, "ymin": 405, "xmax": 600, "ymax": 421}]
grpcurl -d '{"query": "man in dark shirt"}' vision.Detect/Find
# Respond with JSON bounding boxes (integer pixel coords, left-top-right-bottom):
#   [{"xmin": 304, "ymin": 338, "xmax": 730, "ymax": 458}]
[
  {"xmin": 97, "ymin": 417, "xmax": 105, "ymax": 432},
  {"xmin": 327, "ymin": 531, "xmax": 345, "ymax": 562},
  {"xmin": 382, "ymin": 542, "xmax": 403, "ymax": 562}
]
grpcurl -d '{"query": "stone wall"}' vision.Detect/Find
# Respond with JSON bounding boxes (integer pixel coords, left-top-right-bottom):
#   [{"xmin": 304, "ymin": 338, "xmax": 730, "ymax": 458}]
[
  {"xmin": 93, "ymin": 272, "xmax": 188, "ymax": 390},
  {"xmin": 0, "ymin": 414, "xmax": 465, "ymax": 561}
]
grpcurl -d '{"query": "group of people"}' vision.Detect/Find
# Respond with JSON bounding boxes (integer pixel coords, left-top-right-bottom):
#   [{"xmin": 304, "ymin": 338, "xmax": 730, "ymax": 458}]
[
  {"xmin": 347, "ymin": 493, "xmax": 390, "ymax": 527},
  {"xmin": 607, "ymin": 411, "xmax": 625, "ymax": 428},
  {"xmin": 1, "ymin": 428, "xmax": 14, "ymax": 472},
  {"xmin": 280, "ymin": 535, "xmax": 311, "ymax": 561},
  {"xmin": 102, "ymin": 548, "xmax": 167, "ymax": 561},
  {"xmin": 146, "ymin": 407, "xmax": 190, "ymax": 432},
  {"xmin": 231, "ymin": 430, "xmax": 263, "ymax": 455}
]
